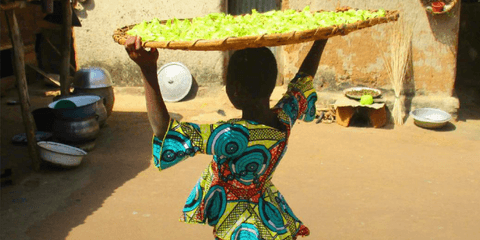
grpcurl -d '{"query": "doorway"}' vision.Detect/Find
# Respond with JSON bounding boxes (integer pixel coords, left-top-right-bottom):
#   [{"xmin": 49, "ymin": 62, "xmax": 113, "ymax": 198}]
[{"xmin": 455, "ymin": 0, "xmax": 480, "ymax": 120}]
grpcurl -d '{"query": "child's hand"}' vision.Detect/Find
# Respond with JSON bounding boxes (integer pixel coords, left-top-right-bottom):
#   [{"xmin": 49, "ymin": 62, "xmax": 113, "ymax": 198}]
[{"xmin": 125, "ymin": 36, "xmax": 159, "ymax": 69}]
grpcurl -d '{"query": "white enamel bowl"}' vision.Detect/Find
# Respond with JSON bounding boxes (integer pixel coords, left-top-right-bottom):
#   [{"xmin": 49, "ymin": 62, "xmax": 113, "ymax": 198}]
[{"xmin": 37, "ymin": 141, "xmax": 87, "ymax": 167}]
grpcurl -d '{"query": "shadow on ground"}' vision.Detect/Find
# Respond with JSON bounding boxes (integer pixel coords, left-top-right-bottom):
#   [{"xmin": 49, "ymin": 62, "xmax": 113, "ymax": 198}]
[{"xmin": 20, "ymin": 111, "xmax": 153, "ymax": 240}]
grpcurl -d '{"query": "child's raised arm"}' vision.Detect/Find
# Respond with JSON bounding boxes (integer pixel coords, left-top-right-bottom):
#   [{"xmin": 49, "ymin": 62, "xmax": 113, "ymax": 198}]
[
  {"xmin": 125, "ymin": 36, "xmax": 170, "ymax": 138},
  {"xmin": 298, "ymin": 39, "xmax": 328, "ymax": 78}
]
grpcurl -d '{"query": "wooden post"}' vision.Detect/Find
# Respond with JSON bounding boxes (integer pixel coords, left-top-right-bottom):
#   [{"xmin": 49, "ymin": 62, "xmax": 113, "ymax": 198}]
[
  {"xmin": 42, "ymin": 0, "xmax": 54, "ymax": 14},
  {"xmin": 5, "ymin": 10, "xmax": 42, "ymax": 171},
  {"xmin": 60, "ymin": 0, "xmax": 72, "ymax": 95}
]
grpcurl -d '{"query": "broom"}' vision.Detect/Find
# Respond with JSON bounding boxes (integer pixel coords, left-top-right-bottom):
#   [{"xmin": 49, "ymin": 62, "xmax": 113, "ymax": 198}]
[{"xmin": 380, "ymin": 16, "xmax": 414, "ymax": 125}]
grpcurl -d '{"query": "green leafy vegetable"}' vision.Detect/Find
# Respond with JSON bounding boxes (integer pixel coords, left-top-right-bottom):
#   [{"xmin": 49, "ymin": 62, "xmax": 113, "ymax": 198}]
[{"xmin": 127, "ymin": 6, "xmax": 386, "ymax": 42}]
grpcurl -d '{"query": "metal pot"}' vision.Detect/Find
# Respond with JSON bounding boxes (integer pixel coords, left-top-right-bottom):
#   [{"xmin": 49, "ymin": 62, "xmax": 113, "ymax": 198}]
[
  {"xmin": 53, "ymin": 115, "xmax": 100, "ymax": 143},
  {"xmin": 95, "ymin": 97, "xmax": 108, "ymax": 127},
  {"xmin": 49, "ymin": 95, "xmax": 100, "ymax": 120},
  {"xmin": 73, "ymin": 87, "xmax": 114, "ymax": 117},
  {"xmin": 72, "ymin": 67, "xmax": 115, "ymax": 117},
  {"xmin": 67, "ymin": 92, "xmax": 108, "ymax": 126},
  {"xmin": 69, "ymin": 140, "xmax": 97, "ymax": 152}
]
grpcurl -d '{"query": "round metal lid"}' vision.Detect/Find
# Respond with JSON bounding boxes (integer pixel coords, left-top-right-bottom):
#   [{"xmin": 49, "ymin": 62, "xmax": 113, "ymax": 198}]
[
  {"xmin": 157, "ymin": 62, "xmax": 192, "ymax": 102},
  {"xmin": 73, "ymin": 67, "xmax": 114, "ymax": 89}
]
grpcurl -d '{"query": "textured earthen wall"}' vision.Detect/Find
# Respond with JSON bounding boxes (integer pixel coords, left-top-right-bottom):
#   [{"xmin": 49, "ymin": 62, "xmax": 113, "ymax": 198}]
[
  {"xmin": 74, "ymin": 0, "xmax": 460, "ymax": 97},
  {"xmin": 283, "ymin": 0, "xmax": 460, "ymax": 96},
  {"xmin": 73, "ymin": 0, "xmax": 226, "ymax": 87}
]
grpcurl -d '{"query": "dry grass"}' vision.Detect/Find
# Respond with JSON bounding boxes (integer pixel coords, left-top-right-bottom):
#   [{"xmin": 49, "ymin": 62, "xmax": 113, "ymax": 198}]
[{"xmin": 378, "ymin": 16, "xmax": 414, "ymax": 126}]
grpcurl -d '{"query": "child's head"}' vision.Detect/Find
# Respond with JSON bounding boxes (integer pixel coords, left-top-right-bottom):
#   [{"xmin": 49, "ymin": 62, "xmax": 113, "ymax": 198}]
[{"xmin": 226, "ymin": 47, "xmax": 278, "ymax": 110}]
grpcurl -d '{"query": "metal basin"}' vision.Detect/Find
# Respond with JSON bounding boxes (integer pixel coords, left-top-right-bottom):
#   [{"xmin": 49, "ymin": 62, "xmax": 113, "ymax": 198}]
[
  {"xmin": 411, "ymin": 108, "xmax": 452, "ymax": 129},
  {"xmin": 69, "ymin": 92, "xmax": 108, "ymax": 127},
  {"xmin": 37, "ymin": 141, "xmax": 87, "ymax": 167},
  {"xmin": 49, "ymin": 95, "xmax": 101, "ymax": 120},
  {"xmin": 73, "ymin": 87, "xmax": 115, "ymax": 117}
]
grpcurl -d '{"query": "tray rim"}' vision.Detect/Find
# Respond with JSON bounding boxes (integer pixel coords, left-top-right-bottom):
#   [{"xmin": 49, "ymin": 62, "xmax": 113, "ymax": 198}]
[
  {"xmin": 113, "ymin": 9, "xmax": 400, "ymax": 51},
  {"xmin": 343, "ymin": 87, "xmax": 383, "ymax": 99}
]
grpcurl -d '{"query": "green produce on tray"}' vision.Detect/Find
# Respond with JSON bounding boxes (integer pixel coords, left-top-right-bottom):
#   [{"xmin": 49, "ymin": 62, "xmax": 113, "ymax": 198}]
[
  {"xmin": 360, "ymin": 94, "xmax": 374, "ymax": 105},
  {"xmin": 127, "ymin": 6, "xmax": 386, "ymax": 42}
]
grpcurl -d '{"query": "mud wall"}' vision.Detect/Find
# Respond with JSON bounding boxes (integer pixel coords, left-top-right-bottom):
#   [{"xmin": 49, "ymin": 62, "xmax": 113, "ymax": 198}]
[
  {"xmin": 282, "ymin": 0, "xmax": 461, "ymax": 96},
  {"xmin": 73, "ymin": 0, "xmax": 226, "ymax": 87},
  {"xmin": 74, "ymin": 0, "xmax": 461, "ymax": 97}
]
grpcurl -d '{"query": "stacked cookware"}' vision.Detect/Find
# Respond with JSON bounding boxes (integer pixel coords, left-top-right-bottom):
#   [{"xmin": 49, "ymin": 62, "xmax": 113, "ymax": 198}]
[
  {"xmin": 72, "ymin": 67, "xmax": 115, "ymax": 118},
  {"xmin": 48, "ymin": 67, "xmax": 114, "ymax": 151},
  {"xmin": 49, "ymin": 95, "xmax": 102, "ymax": 151}
]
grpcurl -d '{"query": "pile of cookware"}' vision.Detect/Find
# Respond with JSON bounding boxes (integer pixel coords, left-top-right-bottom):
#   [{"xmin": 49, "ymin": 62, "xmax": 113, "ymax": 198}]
[
  {"xmin": 35, "ymin": 67, "xmax": 114, "ymax": 167},
  {"xmin": 49, "ymin": 95, "xmax": 103, "ymax": 151}
]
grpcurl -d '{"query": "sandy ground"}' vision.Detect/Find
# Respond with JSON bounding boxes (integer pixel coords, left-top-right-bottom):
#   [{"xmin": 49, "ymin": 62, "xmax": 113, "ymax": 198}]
[{"xmin": 1, "ymin": 82, "xmax": 480, "ymax": 240}]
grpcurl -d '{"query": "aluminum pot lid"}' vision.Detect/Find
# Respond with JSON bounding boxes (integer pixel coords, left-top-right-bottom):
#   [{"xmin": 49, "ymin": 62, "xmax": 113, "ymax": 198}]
[
  {"xmin": 157, "ymin": 62, "xmax": 192, "ymax": 102},
  {"xmin": 73, "ymin": 67, "xmax": 113, "ymax": 89}
]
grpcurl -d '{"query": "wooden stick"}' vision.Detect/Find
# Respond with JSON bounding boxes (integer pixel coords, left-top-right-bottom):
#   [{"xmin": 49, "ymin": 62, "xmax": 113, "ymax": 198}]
[
  {"xmin": 71, "ymin": 28, "xmax": 78, "ymax": 71},
  {"xmin": 26, "ymin": 63, "xmax": 60, "ymax": 86},
  {"xmin": 60, "ymin": 0, "xmax": 72, "ymax": 96},
  {"xmin": 42, "ymin": 0, "xmax": 54, "ymax": 14},
  {"xmin": 44, "ymin": 36, "xmax": 76, "ymax": 72},
  {"xmin": 5, "ymin": 9, "xmax": 41, "ymax": 171}
]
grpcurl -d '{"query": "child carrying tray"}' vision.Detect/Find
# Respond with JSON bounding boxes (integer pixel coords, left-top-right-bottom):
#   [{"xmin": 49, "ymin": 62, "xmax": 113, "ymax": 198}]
[{"xmin": 125, "ymin": 35, "xmax": 327, "ymax": 240}]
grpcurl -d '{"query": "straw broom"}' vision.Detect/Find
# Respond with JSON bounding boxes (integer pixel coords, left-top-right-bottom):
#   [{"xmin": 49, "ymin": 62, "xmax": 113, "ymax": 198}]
[{"xmin": 380, "ymin": 16, "xmax": 414, "ymax": 125}]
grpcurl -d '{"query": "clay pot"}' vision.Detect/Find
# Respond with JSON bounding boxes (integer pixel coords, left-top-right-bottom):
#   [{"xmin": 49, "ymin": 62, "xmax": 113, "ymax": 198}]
[
  {"xmin": 432, "ymin": 1, "xmax": 445, "ymax": 12},
  {"xmin": 53, "ymin": 115, "xmax": 100, "ymax": 143}
]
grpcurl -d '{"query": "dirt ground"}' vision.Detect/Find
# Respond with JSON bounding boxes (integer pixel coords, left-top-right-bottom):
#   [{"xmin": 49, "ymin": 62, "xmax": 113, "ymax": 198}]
[{"xmin": 1, "ymin": 81, "xmax": 480, "ymax": 240}]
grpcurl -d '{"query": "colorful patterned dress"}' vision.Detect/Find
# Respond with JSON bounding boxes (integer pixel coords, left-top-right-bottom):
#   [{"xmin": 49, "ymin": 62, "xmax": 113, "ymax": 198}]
[{"xmin": 152, "ymin": 73, "xmax": 317, "ymax": 240}]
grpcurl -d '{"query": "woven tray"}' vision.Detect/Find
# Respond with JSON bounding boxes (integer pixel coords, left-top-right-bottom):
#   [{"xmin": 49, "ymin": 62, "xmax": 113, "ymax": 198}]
[{"xmin": 113, "ymin": 9, "xmax": 400, "ymax": 51}]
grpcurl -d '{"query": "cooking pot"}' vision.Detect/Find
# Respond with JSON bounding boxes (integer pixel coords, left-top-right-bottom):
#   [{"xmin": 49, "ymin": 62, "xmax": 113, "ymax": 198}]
[
  {"xmin": 95, "ymin": 97, "xmax": 108, "ymax": 127},
  {"xmin": 53, "ymin": 115, "xmax": 100, "ymax": 143},
  {"xmin": 49, "ymin": 95, "xmax": 100, "ymax": 120},
  {"xmin": 72, "ymin": 67, "xmax": 115, "ymax": 117},
  {"xmin": 69, "ymin": 139, "xmax": 97, "ymax": 152},
  {"xmin": 66, "ymin": 92, "xmax": 108, "ymax": 126},
  {"xmin": 73, "ymin": 87, "xmax": 114, "ymax": 117}
]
